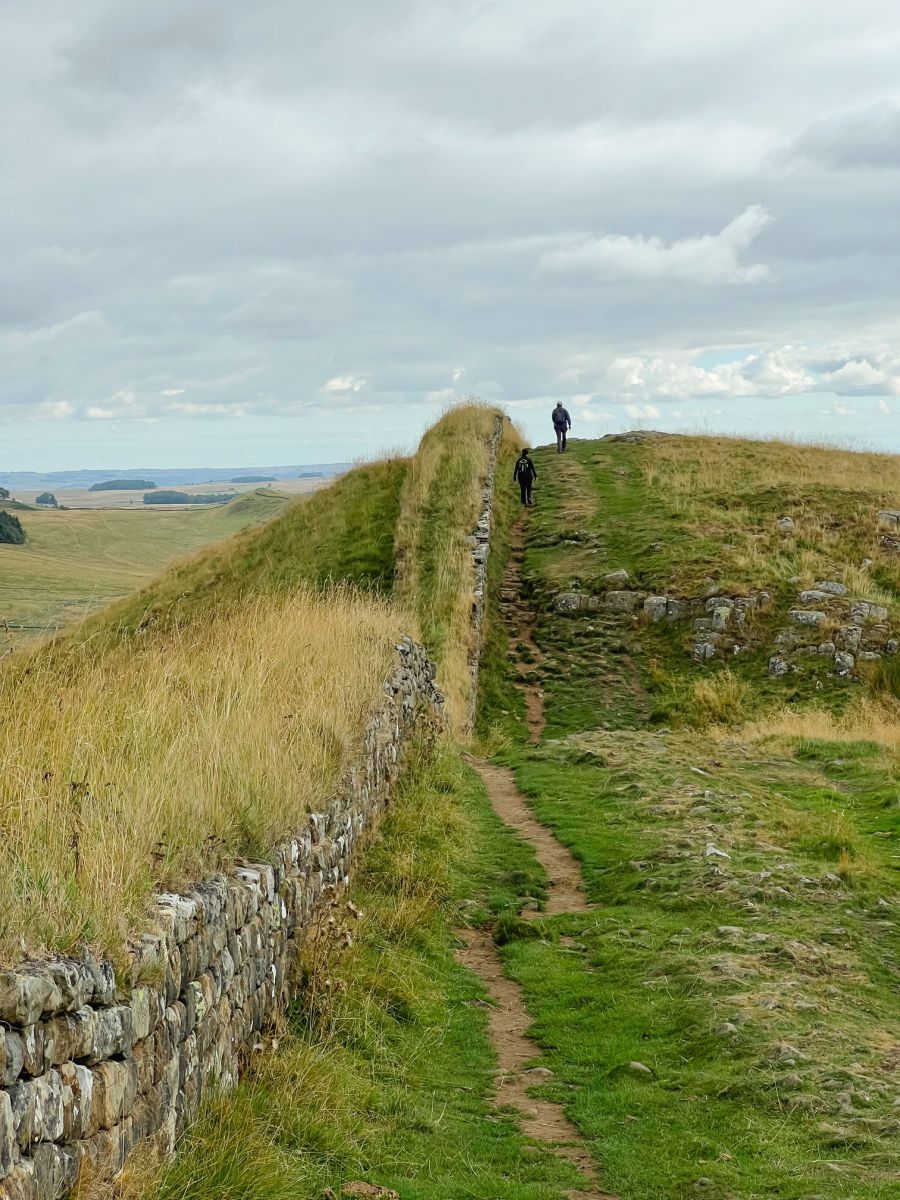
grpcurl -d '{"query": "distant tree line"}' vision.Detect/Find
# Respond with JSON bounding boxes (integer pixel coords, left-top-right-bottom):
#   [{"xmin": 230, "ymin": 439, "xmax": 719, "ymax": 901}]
[
  {"xmin": 229, "ymin": 475, "xmax": 276, "ymax": 483},
  {"xmin": 89, "ymin": 479, "xmax": 157, "ymax": 491},
  {"xmin": 143, "ymin": 490, "xmax": 235, "ymax": 506},
  {"xmin": 0, "ymin": 512, "xmax": 25, "ymax": 544}
]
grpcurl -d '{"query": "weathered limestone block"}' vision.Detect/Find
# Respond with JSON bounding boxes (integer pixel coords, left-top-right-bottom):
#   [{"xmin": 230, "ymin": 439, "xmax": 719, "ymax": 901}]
[
  {"xmin": 836, "ymin": 624, "xmax": 862, "ymax": 652},
  {"xmin": 665, "ymin": 598, "xmax": 691, "ymax": 620},
  {"xmin": 694, "ymin": 640, "xmax": 719, "ymax": 661},
  {"xmin": 850, "ymin": 600, "xmax": 888, "ymax": 623},
  {"xmin": 799, "ymin": 589, "xmax": 837, "ymax": 605},
  {"xmin": 32, "ymin": 1073, "xmax": 65, "ymax": 1144},
  {"xmin": 7, "ymin": 1081, "xmax": 35, "ymax": 1151},
  {"xmin": 776, "ymin": 516, "xmax": 795, "ymax": 530},
  {"xmin": 59, "ymin": 1065, "xmax": 92, "ymax": 1142},
  {"xmin": 0, "ymin": 974, "xmax": 58, "ymax": 1030},
  {"xmin": 82, "ymin": 956, "xmax": 116, "ymax": 1008},
  {"xmin": 817, "ymin": 642, "xmax": 836, "ymax": 657},
  {"xmin": 21, "ymin": 1027, "xmax": 44, "ymax": 1080},
  {"xmin": 43, "ymin": 1011, "xmax": 94, "ymax": 1070},
  {"xmin": 789, "ymin": 609, "xmax": 827, "ymax": 628},
  {"xmin": 813, "ymin": 580, "xmax": 847, "ymax": 596},
  {"xmin": 877, "ymin": 509, "xmax": 900, "ymax": 528},
  {"xmin": 87, "ymin": 1007, "xmax": 132, "ymax": 1064},
  {"xmin": 30, "ymin": 1143, "xmax": 78, "ymax": 1200},
  {"xmin": 1, "ymin": 1091, "xmax": 17, "ymax": 1176},
  {"xmin": 835, "ymin": 651, "xmax": 855, "ymax": 674},
  {"xmin": 2, "ymin": 1035, "xmax": 24, "ymax": 1089},
  {"xmin": 768, "ymin": 655, "xmax": 791, "ymax": 677},
  {"xmin": 91, "ymin": 1062, "xmax": 132, "ymax": 1131},
  {"xmin": 711, "ymin": 606, "xmax": 732, "ymax": 632}
]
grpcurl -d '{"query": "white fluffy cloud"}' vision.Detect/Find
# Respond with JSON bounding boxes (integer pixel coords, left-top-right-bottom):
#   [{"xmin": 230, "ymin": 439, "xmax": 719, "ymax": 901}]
[
  {"xmin": 601, "ymin": 346, "xmax": 900, "ymax": 403},
  {"xmin": 540, "ymin": 206, "xmax": 773, "ymax": 285}
]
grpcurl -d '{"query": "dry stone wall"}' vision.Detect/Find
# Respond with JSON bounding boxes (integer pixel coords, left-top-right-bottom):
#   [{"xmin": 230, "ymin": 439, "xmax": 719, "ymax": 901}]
[
  {"xmin": 466, "ymin": 414, "xmax": 504, "ymax": 729},
  {"xmin": 0, "ymin": 638, "xmax": 443, "ymax": 1200}
]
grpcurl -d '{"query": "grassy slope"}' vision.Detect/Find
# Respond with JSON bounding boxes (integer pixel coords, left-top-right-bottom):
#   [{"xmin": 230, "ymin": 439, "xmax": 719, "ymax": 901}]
[
  {"xmin": 478, "ymin": 436, "xmax": 900, "ymax": 1199},
  {"xmin": 72, "ymin": 459, "xmax": 406, "ymax": 644},
  {"xmin": 1, "ymin": 590, "xmax": 405, "ymax": 965},
  {"xmin": 1, "ymin": 458, "xmax": 411, "ymax": 962},
  {"xmin": 0, "ymin": 489, "xmax": 292, "ymax": 652}
]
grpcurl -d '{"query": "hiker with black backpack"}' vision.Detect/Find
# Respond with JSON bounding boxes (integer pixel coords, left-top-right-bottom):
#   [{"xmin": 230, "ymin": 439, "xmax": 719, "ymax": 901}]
[
  {"xmin": 513, "ymin": 448, "xmax": 537, "ymax": 506},
  {"xmin": 552, "ymin": 402, "xmax": 571, "ymax": 452}
]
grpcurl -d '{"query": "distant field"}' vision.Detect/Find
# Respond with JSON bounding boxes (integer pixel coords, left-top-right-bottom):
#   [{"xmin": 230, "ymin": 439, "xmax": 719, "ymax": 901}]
[
  {"xmin": 0, "ymin": 488, "xmax": 303, "ymax": 651},
  {"xmin": 11, "ymin": 476, "xmax": 323, "ymax": 510}
]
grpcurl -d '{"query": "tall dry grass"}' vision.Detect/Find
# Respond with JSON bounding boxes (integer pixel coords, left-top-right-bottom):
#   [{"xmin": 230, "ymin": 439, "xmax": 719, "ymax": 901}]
[
  {"xmin": 643, "ymin": 433, "xmax": 900, "ymax": 497},
  {"xmin": 0, "ymin": 587, "xmax": 410, "ymax": 964},
  {"xmin": 642, "ymin": 434, "xmax": 900, "ymax": 596},
  {"xmin": 726, "ymin": 695, "xmax": 900, "ymax": 750},
  {"xmin": 394, "ymin": 401, "xmax": 517, "ymax": 730}
]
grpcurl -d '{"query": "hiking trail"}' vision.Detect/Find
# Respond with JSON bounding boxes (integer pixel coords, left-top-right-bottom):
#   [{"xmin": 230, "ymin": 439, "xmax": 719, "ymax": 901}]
[{"xmin": 500, "ymin": 515, "xmax": 545, "ymax": 743}]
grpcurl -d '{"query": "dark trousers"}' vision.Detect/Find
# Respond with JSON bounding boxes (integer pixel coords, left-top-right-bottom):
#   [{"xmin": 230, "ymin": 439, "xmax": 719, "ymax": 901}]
[
  {"xmin": 555, "ymin": 426, "xmax": 568, "ymax": 452},
  {"xmin": 519, "ymin": 478, "xmax": 533, "ymax": 505}
]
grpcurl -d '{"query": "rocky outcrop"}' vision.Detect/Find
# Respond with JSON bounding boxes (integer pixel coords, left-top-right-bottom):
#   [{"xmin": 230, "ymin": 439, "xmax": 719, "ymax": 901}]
[
  {"xmin": 0, "ymin": 640, "xmax": 443, "ymax": 1200},
  {"xmin": 768, "ymin": 582, "xmax": 896, "ymax": 677}
]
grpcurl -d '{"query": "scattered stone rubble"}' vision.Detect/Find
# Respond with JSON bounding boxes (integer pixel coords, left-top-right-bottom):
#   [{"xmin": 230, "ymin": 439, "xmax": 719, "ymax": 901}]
[
  {"xmin": 554, "ymin": 561, "xmax": 897, "ymax": 680},
  {"xmin": 768, "ymin": 582, "xmax": 896, "ymax": 678},
  {"xmin": 0, "ymin": 641, "xmax": 443, "ymax": 1200},
  {"xmin": 554, "ymin": 583, "xmax": 773, "ymax": 662}
]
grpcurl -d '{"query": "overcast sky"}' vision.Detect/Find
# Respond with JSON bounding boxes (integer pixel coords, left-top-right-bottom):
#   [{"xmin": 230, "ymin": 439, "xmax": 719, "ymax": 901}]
[{"xmin": 4, "ymin": 0, "xmax": 900, "ymax": 470}]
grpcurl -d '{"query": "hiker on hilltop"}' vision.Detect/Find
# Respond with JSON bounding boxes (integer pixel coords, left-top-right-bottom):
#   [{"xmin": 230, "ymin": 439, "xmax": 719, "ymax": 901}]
[
  {"xmin": 552, "ymin": 402, "xmax": 571, "ymax": 452},
  {"xmin": 513, "ymin": 449, "xmax": 537, "ymax": 507}
]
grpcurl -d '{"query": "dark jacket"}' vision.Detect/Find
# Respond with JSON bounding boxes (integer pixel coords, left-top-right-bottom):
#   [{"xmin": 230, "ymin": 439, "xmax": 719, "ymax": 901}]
[
  {"xmin": 552, "ymin": 405, "xmax": 571, "ymax": 429},
  {"xmin": 513, "ymin": 455, "xmax": 537, "ymax": 483}
]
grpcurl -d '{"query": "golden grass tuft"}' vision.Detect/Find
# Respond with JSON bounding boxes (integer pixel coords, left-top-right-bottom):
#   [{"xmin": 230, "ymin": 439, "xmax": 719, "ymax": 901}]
[
  {"xmin": 736, "ymin": 694, "xmax": 900, "ymax": 750},
  {"xmin": 690, "ymin": 668, "xmax": 752, "ymax": 726},
  {"xmin": 0, "ymin": 587, "xmax": 411, "ymax": 964}
]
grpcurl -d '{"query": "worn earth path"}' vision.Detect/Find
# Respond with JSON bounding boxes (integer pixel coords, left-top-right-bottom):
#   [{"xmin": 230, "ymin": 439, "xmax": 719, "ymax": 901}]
[
  {"xmin": 456, "ymin": 521, "xmax": 616, "ymax": 1200},
  {"xmin": 500, "ymin": 515, "xmax": 545, "ymax": 744}
]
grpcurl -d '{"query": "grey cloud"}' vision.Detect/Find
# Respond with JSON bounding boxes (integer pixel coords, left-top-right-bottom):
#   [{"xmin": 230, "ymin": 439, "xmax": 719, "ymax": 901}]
[
  {"xmin": 4, "ymin": 0, "xmax": 900, "ymax": 465},
  {"xmin": 792, "ymin": 102, "xmax": 900, "ymax": 170}
]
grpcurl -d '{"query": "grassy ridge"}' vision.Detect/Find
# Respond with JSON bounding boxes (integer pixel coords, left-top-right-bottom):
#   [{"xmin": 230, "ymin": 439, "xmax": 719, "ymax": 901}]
[
  {"xmin": 395, "ymin": 403, "xmax": 518, "ymax": 729},
  {"xmin": 0, "ymin": 405, "xmax": 512, "ymax": 962}
]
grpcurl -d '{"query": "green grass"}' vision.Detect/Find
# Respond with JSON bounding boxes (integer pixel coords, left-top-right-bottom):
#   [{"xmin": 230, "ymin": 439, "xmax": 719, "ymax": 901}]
[
  {"xmin": 0, "ymin": 489, "xmax": 292, "ymax": 651},
  {"xmin": 142, "ymin": 747, "xmax": 577, "ymax": 1200},
  {"xmin": 496, "ymin": 731, "xmax": 900, "ymax": 1198},
  {"xmin": 473, "ymin": 433, "xmax": 900, "ymax": 1198}
]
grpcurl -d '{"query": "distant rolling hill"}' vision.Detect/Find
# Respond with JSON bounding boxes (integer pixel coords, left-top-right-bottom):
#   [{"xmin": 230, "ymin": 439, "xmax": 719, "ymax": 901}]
[{"xmin": 0, "ymin": 487, "xmax": 294, "ymax": 651}]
